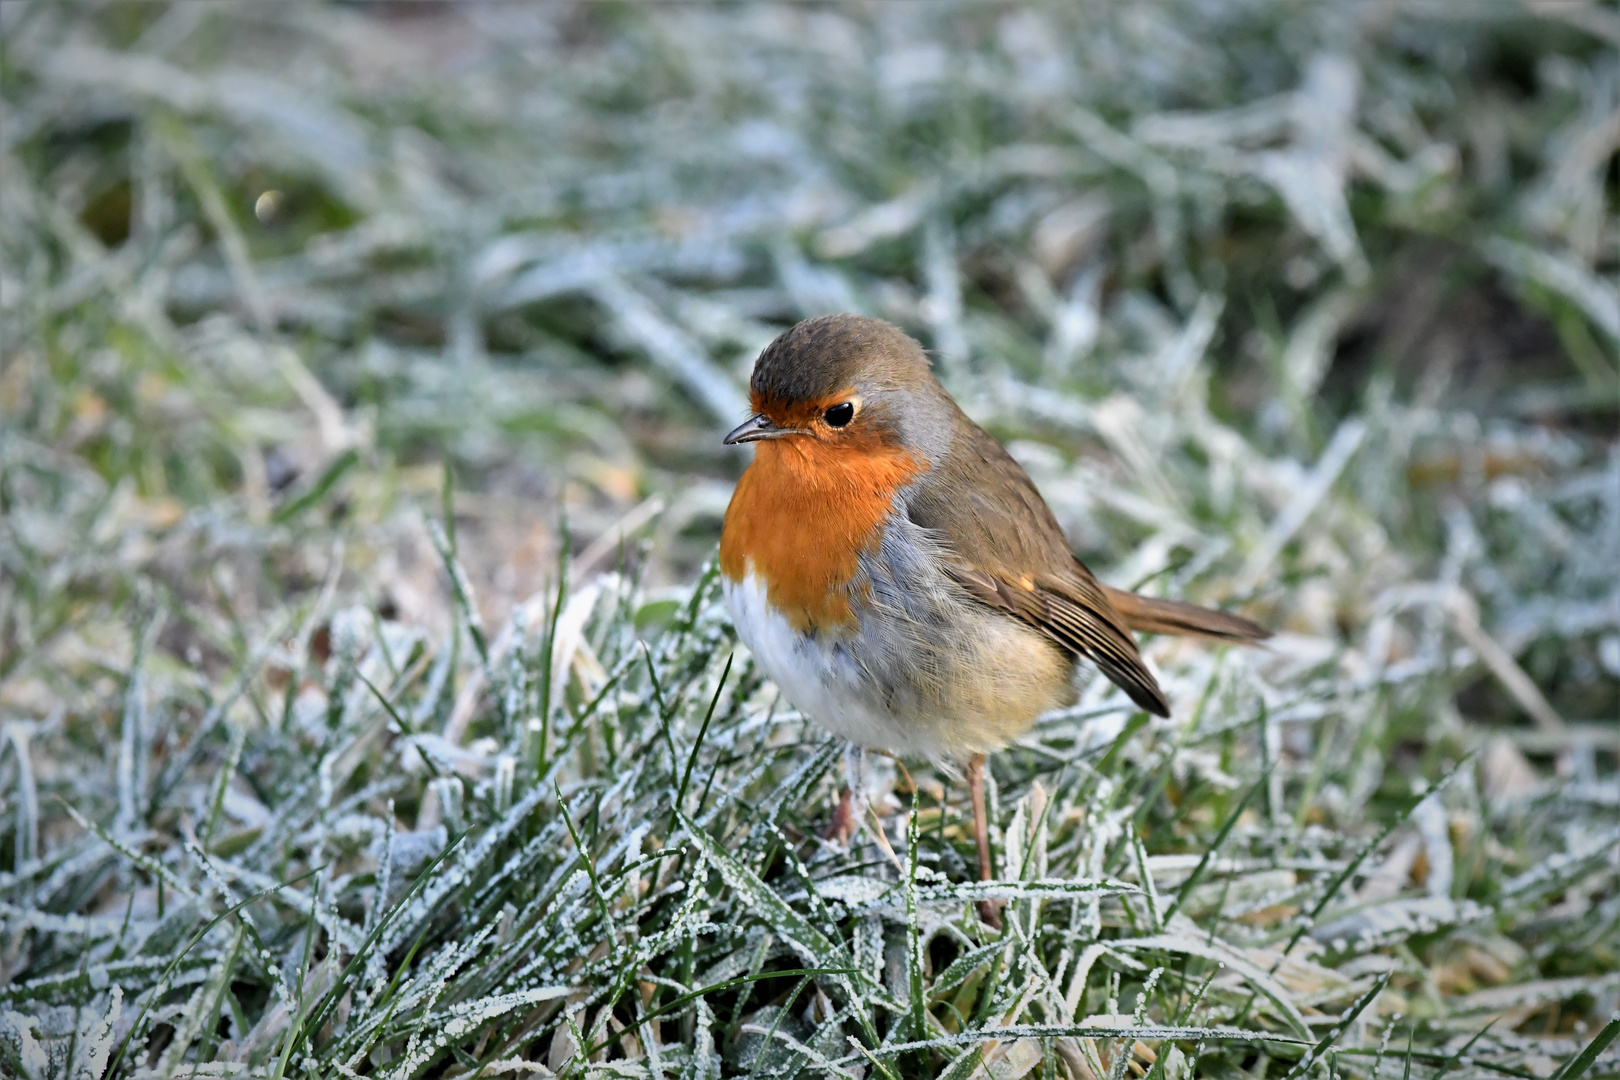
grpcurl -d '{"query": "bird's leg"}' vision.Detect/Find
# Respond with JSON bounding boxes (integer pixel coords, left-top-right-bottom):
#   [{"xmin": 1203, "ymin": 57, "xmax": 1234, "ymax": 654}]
[
  {"xmin": 966, "ymin": 753, "xmax": 992, "ymax": 881},
  {"xmin": 967, "ymin": 752, "xmax": 1002, "ymax": 929}
]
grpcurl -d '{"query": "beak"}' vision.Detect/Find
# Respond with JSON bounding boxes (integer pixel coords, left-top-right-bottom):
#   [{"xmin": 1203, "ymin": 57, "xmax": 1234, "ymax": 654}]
[{"xmin": 723, "ymin": 413, "xmax": 795, "ymax": 445}]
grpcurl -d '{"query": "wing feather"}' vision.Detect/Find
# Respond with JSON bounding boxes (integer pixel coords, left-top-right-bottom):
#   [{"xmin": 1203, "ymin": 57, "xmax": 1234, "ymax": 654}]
[
  {"xmin": 905, "ymin": 410, "xmax": 1175, "ymax": 716},
  {"xmin": 947, "ymin": 565, "xmax": 1171, "ymax": 718}
]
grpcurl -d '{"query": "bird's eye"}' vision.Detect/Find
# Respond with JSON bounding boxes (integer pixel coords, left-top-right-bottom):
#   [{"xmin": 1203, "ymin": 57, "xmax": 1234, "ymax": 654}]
[{"xmin": 823, "ymin": 402, "xmax": 855, "ymax": 428}]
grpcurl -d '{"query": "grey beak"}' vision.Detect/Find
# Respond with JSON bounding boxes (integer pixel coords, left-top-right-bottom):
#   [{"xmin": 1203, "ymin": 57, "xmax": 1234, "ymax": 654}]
[{"xmin": 723, "ymin": 414, "xmax": 793, "ymax": 445}]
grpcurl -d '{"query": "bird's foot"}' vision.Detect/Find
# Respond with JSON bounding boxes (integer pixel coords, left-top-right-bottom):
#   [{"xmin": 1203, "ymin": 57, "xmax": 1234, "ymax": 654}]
[{"xmin": 825, "ymin": 786, "xmax": 862, "ymax": 846}]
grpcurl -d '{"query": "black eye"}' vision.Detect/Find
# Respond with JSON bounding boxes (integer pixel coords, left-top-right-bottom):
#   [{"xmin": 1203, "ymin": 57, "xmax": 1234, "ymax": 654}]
[{"xmin": 823, "ymin": 402, "xmax": 855, "ymax": 428}]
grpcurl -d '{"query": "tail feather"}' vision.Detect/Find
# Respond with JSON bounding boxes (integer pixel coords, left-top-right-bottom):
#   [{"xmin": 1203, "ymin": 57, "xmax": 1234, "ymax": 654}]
[{"xmin": 1102, "ymin": 585, "xmax": 1270, "ymax": 644}]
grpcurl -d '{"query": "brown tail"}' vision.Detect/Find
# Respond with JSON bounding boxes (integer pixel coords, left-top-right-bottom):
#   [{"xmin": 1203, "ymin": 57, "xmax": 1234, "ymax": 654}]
[{"xmin": 1102, "ymin": 585, "xmax": 1271, "ymax": 644}]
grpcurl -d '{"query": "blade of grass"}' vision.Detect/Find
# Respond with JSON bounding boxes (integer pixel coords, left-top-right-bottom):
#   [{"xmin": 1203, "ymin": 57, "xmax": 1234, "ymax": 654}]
[
  {"xmin": 105, "ymin": 868, "xmax": 321, "ymax": 1078},
  {"xmin": 1161, "ymin": 766, "xmax": 1272, "ymax": 925},
  {"xmin": 1548, "ymin": 1017, "xmax": 1618, "ymax": 1080},
  {"xmin": 671, "ymin": 652, "xmax": 731, "ymax": 835}
]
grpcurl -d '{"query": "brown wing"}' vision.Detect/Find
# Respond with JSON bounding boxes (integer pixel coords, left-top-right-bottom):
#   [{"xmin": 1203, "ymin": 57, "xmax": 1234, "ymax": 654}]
[
  {"xmin": 946, "ymin": 565, "xmax": 1171, "ymax": 717},
  {"xmin": 906, "ymin": 415, "xmax": 1171, "ymax": 718}
]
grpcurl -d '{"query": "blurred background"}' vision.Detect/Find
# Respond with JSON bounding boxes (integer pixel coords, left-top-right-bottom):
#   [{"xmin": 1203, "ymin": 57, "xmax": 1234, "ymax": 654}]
[
  {"xmin": 6, "ymin": 0, "xmax": 1616, "ymax": 706},
  {"xmin": 6, "ymin": 3, "xmax": 1620, "ymax": 835},
  {"xmin": 6, "ymin": 2, "xmax": 1616, "ymax": 639},
  {"xmin": 1, "ymin": 1, "xmax": 1617, "ymax": 1073}
]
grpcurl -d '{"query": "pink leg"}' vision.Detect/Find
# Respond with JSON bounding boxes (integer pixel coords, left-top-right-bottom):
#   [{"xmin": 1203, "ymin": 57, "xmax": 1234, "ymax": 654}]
[{"xmin": 967, "ymin": 753, "xmax": 1001, "ymax": 929}]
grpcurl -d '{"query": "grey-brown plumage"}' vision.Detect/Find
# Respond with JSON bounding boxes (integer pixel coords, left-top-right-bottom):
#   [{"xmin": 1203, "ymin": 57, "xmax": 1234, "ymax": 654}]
[
  {"xmin": 722, "ymin": 312, "xmax": 1271, "ymax": 926},
  {"xmin": 904, "ymin": 421, "xmax": 1176, "ymax": 717},
  {"xmin": 733, "ymin": 312, "xmax": 1268, "ymax": 726}
]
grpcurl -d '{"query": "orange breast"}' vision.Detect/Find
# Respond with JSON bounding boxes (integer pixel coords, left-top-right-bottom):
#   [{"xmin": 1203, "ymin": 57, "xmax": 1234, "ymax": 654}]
[{"xmin": 720, "ymin": 437, "xmax": 924, "ymax": 632}]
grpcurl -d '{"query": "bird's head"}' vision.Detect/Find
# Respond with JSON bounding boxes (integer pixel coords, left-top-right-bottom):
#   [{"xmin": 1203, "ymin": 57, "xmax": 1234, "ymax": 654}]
[{"xmin": 723, "ymin": 314, "xmax": 955, "ymax": 465}]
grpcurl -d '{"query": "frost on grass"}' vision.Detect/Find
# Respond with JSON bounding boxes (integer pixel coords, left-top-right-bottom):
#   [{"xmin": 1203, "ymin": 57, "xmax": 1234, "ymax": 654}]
[{"xmin": 1, "ymin": 3, "xmax": 1618, "ymax": 1078}]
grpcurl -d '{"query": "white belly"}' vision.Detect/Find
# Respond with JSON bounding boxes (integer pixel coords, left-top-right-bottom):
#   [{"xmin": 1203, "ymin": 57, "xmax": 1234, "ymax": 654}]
[
  {"xmin": 723, "ymin": 560, "xmax": 1074, "ymax": 761},
  {"xmin": 724, "ymin": 572, "xmax": 934, "ymax": 754}
]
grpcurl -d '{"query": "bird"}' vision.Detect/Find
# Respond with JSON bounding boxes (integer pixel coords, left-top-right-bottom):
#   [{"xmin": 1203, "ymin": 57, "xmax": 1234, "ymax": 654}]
[{"xmin": 719, "ymin": 313, "xmax": 1268, "ymax": 922}]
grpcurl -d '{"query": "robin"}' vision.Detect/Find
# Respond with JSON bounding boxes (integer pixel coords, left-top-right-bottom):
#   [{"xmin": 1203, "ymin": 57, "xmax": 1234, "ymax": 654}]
[{"xmin": 719, "ymin": 314, "xmax": 1267, "ymax": 921}]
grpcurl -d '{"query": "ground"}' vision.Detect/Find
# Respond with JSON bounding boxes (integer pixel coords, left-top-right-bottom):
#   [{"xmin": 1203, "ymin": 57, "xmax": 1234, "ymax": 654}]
[{"xmin": 0, "ymin": 4, "xmax": 1617, "ymax": 1079}]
